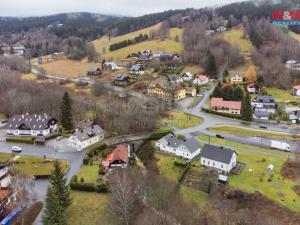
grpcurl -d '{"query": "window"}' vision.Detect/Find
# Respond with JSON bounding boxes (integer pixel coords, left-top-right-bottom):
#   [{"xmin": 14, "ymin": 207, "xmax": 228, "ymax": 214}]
[
  {"xmin": 208, "ymin": 161, "xmax": 210, "ymax": 165},
  {"xmin": 221, "ymin": 165, "xmax": 223, "ymax": 169},
  {"xmin": 203, "ymin": 160, "xmax": 205, "ymax": 164},
  {"xmin": 213, "ymin": 162, "xmax": 215, "ymax": 166}
]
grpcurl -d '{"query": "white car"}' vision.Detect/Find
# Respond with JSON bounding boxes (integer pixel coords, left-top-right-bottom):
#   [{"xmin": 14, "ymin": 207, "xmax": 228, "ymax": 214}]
[{"xmin": 11, "ymin": 146, "xmax": 22, "ymax": 153}]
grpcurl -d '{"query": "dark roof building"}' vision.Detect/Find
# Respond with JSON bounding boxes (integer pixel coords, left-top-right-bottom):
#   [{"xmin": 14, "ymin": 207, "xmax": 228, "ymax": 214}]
[{"xmin": 201, "ymin": 144, "xmax": 236, "ymax": 164}]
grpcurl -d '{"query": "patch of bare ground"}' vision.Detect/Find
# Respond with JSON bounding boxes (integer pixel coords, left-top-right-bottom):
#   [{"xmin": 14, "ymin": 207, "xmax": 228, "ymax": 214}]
[
  {"xmin": 293, "ymin": 185, "xmax": 300, "ymax": 196},
  {"xmin": 281, "ymin": 160, "xmax": 300, "ymax": 180}
]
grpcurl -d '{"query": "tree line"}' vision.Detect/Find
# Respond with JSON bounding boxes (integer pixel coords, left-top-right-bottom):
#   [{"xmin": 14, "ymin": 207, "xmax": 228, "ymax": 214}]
[{"xmin": 109, "ymin": 34, "xmax": 149, "ymax": 51}]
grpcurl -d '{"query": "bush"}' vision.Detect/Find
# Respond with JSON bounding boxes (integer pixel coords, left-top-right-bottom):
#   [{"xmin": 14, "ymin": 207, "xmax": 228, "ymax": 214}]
[
  {"xmin": 174, "ymin": 160, "xmax": 187, "ymax": 168},
  {"xmin": 148, "ymin": 130, "xmax": 173, "ymax": 140},
  {"xmin": 6, "ymin": 137, "xmax": 34, "ymax": 144},
  {"xmin": 102, "ymin": 149, "xmax": 112, "ymax": 158},
  {"xmin": 71, "ymin": 175, "xmax": 78, "ymax": 183},
  {"xmin": 70, "ymin": 182, "xmax": 96, "ymax": 192},
  {"xmin": 80, "ymin": 177, "xmax": 84, "ymax": 183},
  {"xmin": 95, "ymin": 182, "xmax": 108, "ymax": 193},
  {"xmin": 83, "ymin": 156, "xmax": 90, "ymax": 165},
  {"xmin": 178, "ymin": 163, "xmax": 191, "ymax": 183},
  {"xmin": 201, "ymin": 108, "xmax": 242, "ymax": 120},
  {"xmin": 87, "ymin": 143, "xmax": 107, "ymax": 156}
]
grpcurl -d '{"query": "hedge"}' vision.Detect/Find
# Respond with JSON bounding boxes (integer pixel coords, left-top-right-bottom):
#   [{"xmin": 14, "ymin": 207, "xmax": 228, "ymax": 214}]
[
  {"xmin": 87, "ymin": 143, "xmax": 107, "ymax": 156},
  {"xmin": 201, "ymin": 108, "xmax": 242, "ymax": 120},
  {"xmin": 174, "ymin": 160, "xmax": 187, "ymax": 168},
  {"xmin": 70, "ymin": 182, "xmax": 96, "ymax": 192},
  {"xmin": 148, "ymin": 130, "xmax": 173, "ymax": 140},
  {"xmin": 178, "ymin": 163, "xmax": 191, "ymax": 183},
  {"xmin": 6, "ymin": 137, "xmax": 34, "ymax": 144}
]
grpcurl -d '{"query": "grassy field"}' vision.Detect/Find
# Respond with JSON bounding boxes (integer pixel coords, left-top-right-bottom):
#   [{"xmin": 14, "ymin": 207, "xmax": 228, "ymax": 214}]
[
  {"xmin": 0, "ymin": 113, "xmax": 7, "ymax": 120},
  {"xmin": 182, "ymin": 65, "xmax": 203, "ymax": 74},
  {"xmin": 266, "ymin": 87, "xmax": 299, "ymax": 103},
  {"xmin": 0, "ymin": 153, "xmax": 69, "ymax": 177},
  {"xmin": 93, "ymin": 22, "xmax": 183, "ymax": 60},
  {"xmin": 65, "ymin": 191, "xmax": 111, "ymax": 225},
  {"xmin": 162, "ymin": 111, "xmax": 203, "ymax": 129},
  {"xmin": 223, "ymin": 26, "xmax": 253, "ymax": 53},
  {"xmin": 209, "ymin": 125, "xmax": 300, "ymax": 140},
  {"xmin": 180, "ymin": 185, "xmax": 208, "ymax": 208},
  {"xmin": 229, "ymin": 150, "xmax": 300, "ymax": 211},
  {"xmin": 77, "ymin": 165, "xmax": 99, "ymax": 183},
  {"xmin": 37, "ymin": 59, "xmax": 99, "ymax": 78},
  {"xmin": 197, "ymin": 135, "xmax": 292, "ymax": 157}
]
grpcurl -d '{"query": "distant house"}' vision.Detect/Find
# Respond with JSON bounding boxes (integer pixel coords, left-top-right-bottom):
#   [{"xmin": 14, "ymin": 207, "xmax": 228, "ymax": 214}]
[
  {"xmin": 156, "ymin": 134, "xmax": 201, "ymax": 160},
  {"xmin": 230, "ymin": 74, "xmax": 243, "ymax": 85},
  {"xmin": 285, "ymin": 60, "xmax": 300, "ymax": 71},
  {"xmin": 114, "ymin": 74, "xmax": 129, "ymax": 85},
  {"xmin": 205, "ymin": 30, "xmax": 215, "ymax": 35},
  {"xmin": 216, "ymin": 26, "xmax": 227, "ymax": 32},
  {"xmin": 253, "ymin": 110, "xmax": 269, "ymax": 120},
  {"xmin": 5, "ymin": 113, "xmax": 57, "ymax": 137},
  {"xmin": 102, "ymin": 144, "xmax": 130, "ymax": 169},
  {"xmin": 167, "ymin": 74, "xmax": 183, "ymax": 84},
  {"xmin": 193, "ymin": 75, "xmax": 209, "ymax": 85},
  {"xmin": 293, "ymin": 85, "xmax": 300, "ymax": 96},
  {"xmin": 140, "ymin": 49, "xmax": 151, "ymax": 56},
  {"xmin": 247, "ymin": 83, "xmax": 260, "ymax": 94},
  {"xmin": 103, "ymin": 62, "xmax": 122, "ymax": 71},
  {"xmin": 68, "ymin": 121, "xmax": 104, "ymax": 151},
  {"xmin": 87, "ymin": 67, "xmax": 101, "ymax": 76},
  {"xmin": 12, "ymin": 43, "xmax": 25, "ymax": 56},
  {"xmin": 211, "ymin": 98, "xmax": 241, "ymax": 115},
  {"xmin": 251, "ymin": 96, "xmax": 276, "ymax": 114},
  {"xmin": 174, "ymin": 85, "xmax": 186, "ymax": 101},
  {"xmin": 130, "ymin": 64, "xmax": 144, "ymax": 75},
  {"xmin": 51, "ymin": 52, "xmax": 65, "ymax": 60},
  {"xmin": 185, "ymin": 87, "xmax": 197, "ymax": 97},
  {"xmin": 152, "ymin": 50, "xmax": 164, "ymax": 57},
  {"xmin": 201, "ymin": 144, "xmax": 237, "ymax": 174},
  {"xmin": 288, "ymin": 110, "xmax": 300, "ymax": 124},
  {"xmin": 181, "ymin": 72, "xmax": 193, "ymax": 81}
]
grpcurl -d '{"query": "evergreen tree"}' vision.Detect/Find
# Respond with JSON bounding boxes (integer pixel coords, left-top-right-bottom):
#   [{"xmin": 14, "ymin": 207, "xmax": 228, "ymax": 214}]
[
  {"xmin": 241, "ymin": 93, "xmax": 253, "ymax": 121},
  {"xmin": 205, "ymin": 52, "xmax": 217, "ymax": 77},
  {"xmin": 50, "ymin": 161, "xmax": 71, "ymax": 209},
  {"xmin": 212, "ymin": 82, "xmax": 222, "ymax": 97},
  {"xmin": 60, "ymin": 92, "xmax": 73, "ymax": 130},
  {"xmin": 233, "ymin": 86, "xmax": 244, "ymax": 100},
  {"xmin": 223, "ymin": 85, "xmax": 233, "ymax": 100},
  {"xmin": 226, "ymin": 19, "xmax": 232, "ymax": 29},
  {"xmin": 42, "ymin": 187, "xmax": 66, "ymax": 225}
]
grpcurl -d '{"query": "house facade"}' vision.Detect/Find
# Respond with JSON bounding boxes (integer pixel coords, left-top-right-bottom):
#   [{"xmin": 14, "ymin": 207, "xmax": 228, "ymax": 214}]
[
  {"xmin": 102, "ymin": 144, "xmax": 130, "ymax": 169},
  {"xmin": 167, "ymin": 74, "xmax": 183, "ymax": 84},
  {"xmin": 186, "ymin": 87, "xmax": 197, "ymax": 97},
  {"xmin": 211, "ymin": 98, "xmax": 241, "ymax": 115},
  {"xmin": 247, "ymin": 83, "xmax": 260, "ymax": 94},
  {"xmin": 251, "ymin": 96, "xmax": 276, "ymax": 114},
  {"xmin": 156, "ymin": 134, "xmax": 201, "ymax": 160},
  {"xmin": 193, "ymin": 75, "xmax": 209, "ymax": 85},
  {"xmin": 130, "ymin": 64, "xmax": 144, "ymax": 75},
  {"xmin": 5, "ymin": 114, "xmax": 57, "ymax": 137},
  {"xmin": 286, "ymin": 60, "xmax": 300, "ymax": 71},
  {"xmin": 230, "ymin": 74, "xmax": 243, "ymax": 84},
  {"xmin": 68, "ymin": 121, "xmax": 104, "ymax": 151},
  {"xmin": 103, "ymin": 62, "xmax": 122, "ymax": 71},
  {"xmin": 12, "ymin": 43, "xmax": 25, "ymax": 56},
  {"xmin": 181, "ymin": 72, "xmax": 193, "ymax": 81},
  {"xmin": 293, "ymin": 85, "xmax": 300, "ymax": 96},
  {"xmin": 200, "ymin": 144, "xmax": 237, "ymax": 174},
  {"xmin": 174, "ymin": 85, "xmax": 186, "ymax": 101}
]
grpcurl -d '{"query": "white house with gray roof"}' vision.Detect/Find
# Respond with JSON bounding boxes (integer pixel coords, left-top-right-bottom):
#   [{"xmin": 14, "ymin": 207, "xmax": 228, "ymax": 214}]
[
  {"xmin": 200, "ymin": 144, "xmax": 237, "ymax": 174},
  {"xmin": 68, "ymin": 121, "xmax": 104, "ymax": 151},
  {"xmin": 155, "ymin": 134, "xmax": 201, "ymax": 160},
  {"xmin": 5, "ymin": 113, "xmax": 57, "ymax": 137}
]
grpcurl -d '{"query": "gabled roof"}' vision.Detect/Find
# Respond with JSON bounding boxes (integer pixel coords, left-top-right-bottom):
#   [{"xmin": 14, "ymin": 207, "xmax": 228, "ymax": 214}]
[
  {"xmin": 201, "ymin": 144, "xmax": 236, "ymax": 164},
  {"xmin": 254, "ymin": 110, "xmax": 269, "ymax": 117},
  {"xmin": 103, "ymin": 144, "xmax": 129, "ymax": 167},
  {"xmin": 257, "ymin": 95, "xmax": 275, "ymax": 103},
  {"xmin": 5, "ymin": 114, "xmax": 55, "ymax": 130},
  {"xmin": 115, "ymin": 74, "xmax": 128, "ymax": 81},
  {"xmin": 293, "ymin": 85, "xmax": 300, "ymax": 90},
  {"xmin": 160, "ymin": 134, "xmax": 200, "ymax": 153},
  {"xmin": 167, "ymin": 74, "xmax": 181, "ymax": 81},
  {"xmin": 195, "ymin": 75, "xmax": 208, "ymax": 81},
  {"xmin": 73, "ymin": 122, "xmax": 104, "ymax": 142},
  {"xmin": 130, "ymin": 64, "xmax": 143, "ymax": 71},
  {"xmin": 211, "ymin": 98, "xmax": 241, "ymax": 110}
]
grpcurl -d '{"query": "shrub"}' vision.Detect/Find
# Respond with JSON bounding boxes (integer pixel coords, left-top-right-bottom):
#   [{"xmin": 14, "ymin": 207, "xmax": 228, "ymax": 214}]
[
  {"xmin": 174, "ymin": 160, "xmax": 187, "ymax": 168},
  {"xmin": 148, "ymin": 130, "xmax": 173, "ymax": 140},
  {"xmin": 102, "ymin": 149, "xmax": 112, "ymax": 158},
  {"xmin": 83, "ymin": 156, "xmax": 90, "ymax": 165},
  {"xmin": 201, "ymin": 108, "xmax": 242, "ymax": 120},
  {"xmin": 95, "ymin": 182, "xmax": 108, "ymax": 193},
  {"xmin": 70, "ymin": 182, "xmax": 96, "ymax": 192},
  {"xmin": 80, "ymin": 177, "xmax": 84, "ymax": 183},
  {"xmin": 6, "ymin": 137, "xmax": 34, "ymax": 144},
  {"xmin": 87, "ymin": 143, "xmax": 107, "ymax": 156},
  {"xmin": 71, "ymin": 175, "xmax": 78, "ymax": 183},
  {"xmin": 178, "ymin": 163, "xmax": 191, "ymax": 183}
]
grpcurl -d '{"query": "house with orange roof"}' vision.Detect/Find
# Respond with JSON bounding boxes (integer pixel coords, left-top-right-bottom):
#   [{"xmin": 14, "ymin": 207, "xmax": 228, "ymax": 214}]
[
  {"xmin": 102, "ymin": 144, "xmax": 130, "ymax": 169},
  {"xmin": 293, "ymin": 85, "xmax": 300, "ymax": 96},
  {"xmin": 211, "ymin": 97, "xmax": 241, "ymax": 115}
]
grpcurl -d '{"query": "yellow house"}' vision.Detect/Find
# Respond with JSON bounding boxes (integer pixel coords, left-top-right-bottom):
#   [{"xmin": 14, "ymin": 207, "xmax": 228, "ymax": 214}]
[
  {"xmin": 186, "ymin": 87, "xmax": 197, "ymax": 97},
  {"xmin": 148, "ymin": 83, "xmax": 167, "ymax": 98},
  {"xmin": 230, "ymin": 74, "xmax": 243, "ymax": 84},
  {"xmin": 174, "ymin": 86, "xmax": 186, "ymax": 101}
]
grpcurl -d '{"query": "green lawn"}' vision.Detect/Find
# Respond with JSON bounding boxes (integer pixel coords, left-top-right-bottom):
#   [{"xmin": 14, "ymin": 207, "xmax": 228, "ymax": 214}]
[
  {"xmin": 155, "ymin": 152, "xmax": 185, "ymax": 181},
  {"xmin": 0, "ymin": 114, "xmax": 7, "ymax": 120},
  {"xmin": 162, "ymin": 111, "xmax": 203, "ymax": 129},
  {"xmin": 77, "ymin": 165, "xmax": 99, "ymax": 183},
  {"xmin": 266, "ymin": 87, "xmax": 299, "ymax": 103},
  {"xmin": 229, "ymin": 151, "xmax": 300, "ymax": 211},
  {"xmin": 65, "ymin": 191, "xmax": 111, "ymax": 225},
  {"xmin": 0, "ymin": 153, "xmax": 69, "ymax": 177},
  {"xmin": 209, "ymin": 125, "xmax": 300, "ymax": 140},
  {"xmin": 223, "ymin": 27, "xmax": 253, "ymax": 53},
  {"xmin": 180, "ymin": 185, "xmax": 208, "ymax": 208},
  {"xmin": 197, "ymin": 135, "xmax": 292, "ymax": 157}
]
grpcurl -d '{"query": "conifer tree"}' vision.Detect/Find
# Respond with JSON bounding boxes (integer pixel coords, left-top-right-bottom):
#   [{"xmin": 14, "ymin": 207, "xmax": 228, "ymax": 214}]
[
  {"xmin": 60, "ymin": 92, "xmax": 73, "ymax": 130},
  {"xmin": 50, "ymin": 161, "xmax": 71, "ymax": 209},
  {"xmin": 205, "ymin": 52, "xmax": 217, "ymax": 77},
  {"xmin": 42, "ymin": 187, "xmax": 66, "ymax": 225},
  {"xmin": 241, "ymin": 93, "xmax": 253, "ymax": 121}
]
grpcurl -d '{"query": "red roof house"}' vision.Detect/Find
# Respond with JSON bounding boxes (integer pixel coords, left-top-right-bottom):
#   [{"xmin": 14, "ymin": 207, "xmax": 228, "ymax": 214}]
[
  {"xmin": 293, "ymin": 85, "xmax": 300, "ymax": 96},
  {"xmin": 211, "ymin": 98, "xmax": 241, "ymax": 114},
  {"xmin": 102, "ymin": 144, "xmax": 129, "ymax": 169}
]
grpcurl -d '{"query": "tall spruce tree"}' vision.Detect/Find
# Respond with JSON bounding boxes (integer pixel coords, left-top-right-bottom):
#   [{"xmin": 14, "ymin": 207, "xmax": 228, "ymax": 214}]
[
  {"xmin": 50, "ymin": 161, "xmax": 71, "ymax": 209},
  {"xmin": 212, "ymin": 82, "xmax": 222, "ymax": 97},
  {"xmin": 205, "ymin": 52, "xmax": 217, "ymax": 77},
  {"xmin": 42, "ymin": 187, "xmax": 66, "ymax": 225},
  {"xmin": 241, "ymin": 93, "xmax": 253, "ymax": 121},
  {"xmin": 60, "ymin": 92, "xmax": 73, "ymax": 130}
]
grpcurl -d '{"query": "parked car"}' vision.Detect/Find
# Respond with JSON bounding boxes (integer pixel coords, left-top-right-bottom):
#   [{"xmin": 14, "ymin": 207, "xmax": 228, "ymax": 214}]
[
  {"xmin": 11, "ymin": 146, "xmax": 22, "ymax": 153},
  {"xmin": 259, "ymin": 125, "xmax": 268, "ymax": 129},
  {"xmin": 270, "ymin": 141, "xmax": 291, "ymax": 152},
  {"xmin": 56, "ymin": 136, "xmax": 63, "ymax": 141},
  {"xmin": 216, "ymin": 134, "xmax": 224, "ymax": 139}
]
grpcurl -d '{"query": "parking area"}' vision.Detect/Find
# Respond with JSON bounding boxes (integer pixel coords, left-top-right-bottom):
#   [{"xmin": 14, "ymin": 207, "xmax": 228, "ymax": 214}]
[{"xmin": 46, "ymin": 138, "xmax": 77, "ymax": 153}]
